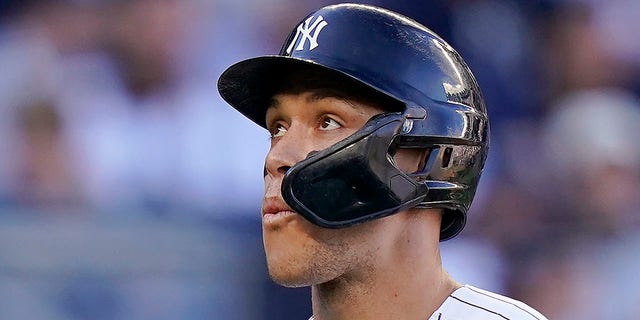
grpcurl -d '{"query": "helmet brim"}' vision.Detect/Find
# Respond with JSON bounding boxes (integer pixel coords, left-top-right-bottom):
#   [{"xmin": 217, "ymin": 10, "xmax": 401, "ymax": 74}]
[{"xmin": 218, "ymin": 55, "xmax": 362, "ymax": 129}]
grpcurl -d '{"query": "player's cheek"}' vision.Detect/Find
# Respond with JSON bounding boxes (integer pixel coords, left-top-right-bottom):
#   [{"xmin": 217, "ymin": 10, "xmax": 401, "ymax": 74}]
[{"xmin": 263, "ymin": 175, "xmax": 281, "ymax": 198}]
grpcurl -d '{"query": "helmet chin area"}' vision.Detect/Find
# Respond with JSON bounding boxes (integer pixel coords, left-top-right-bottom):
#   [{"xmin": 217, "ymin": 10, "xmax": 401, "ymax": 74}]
[{"xmin": 281, "ymin": 112, "xmax": 429, "ymax": 228}]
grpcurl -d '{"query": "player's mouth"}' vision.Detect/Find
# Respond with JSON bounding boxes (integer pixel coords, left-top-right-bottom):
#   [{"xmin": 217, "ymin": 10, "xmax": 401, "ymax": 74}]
[{"xmin": 261, "ymin": 197, "xmax": 298, "ymax": 226}]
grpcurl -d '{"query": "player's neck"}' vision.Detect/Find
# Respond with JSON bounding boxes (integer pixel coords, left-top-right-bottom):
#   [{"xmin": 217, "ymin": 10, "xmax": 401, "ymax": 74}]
[
  {"xmin": 310, "ymin": 260, "xmax": 458, "ymax": 320},
  {"xmin": 310, "ymin": 213, "xmax": 460, "ymax": 320}
]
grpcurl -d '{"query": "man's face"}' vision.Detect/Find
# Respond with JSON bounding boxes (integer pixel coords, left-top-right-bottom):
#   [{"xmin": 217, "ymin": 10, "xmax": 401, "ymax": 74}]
[{"xmin": 261, "ymin": 90, "xmax": 408, "ymax": 287}]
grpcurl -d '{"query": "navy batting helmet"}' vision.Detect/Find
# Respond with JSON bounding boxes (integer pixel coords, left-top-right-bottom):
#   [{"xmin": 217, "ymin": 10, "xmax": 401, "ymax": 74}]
[{"xmin": 218, "ymin": 3, "xmax": 489, "ymax": 240}]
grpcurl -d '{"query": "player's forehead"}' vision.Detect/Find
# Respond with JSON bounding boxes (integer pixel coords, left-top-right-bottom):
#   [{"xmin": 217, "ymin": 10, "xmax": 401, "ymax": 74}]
[{"xmin": 266, "ymin": 67, "xmax": 404, "ymax": 115}]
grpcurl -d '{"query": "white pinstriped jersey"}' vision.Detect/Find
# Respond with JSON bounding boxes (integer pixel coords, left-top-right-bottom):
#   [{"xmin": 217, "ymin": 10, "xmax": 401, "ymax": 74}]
[
  {"xmin": 308, "ymin": 285, "xmax": 548, "ymax": 320},
  {"xmin": 430, "ymin": 285, "xmax": 547, "ymax": 320}
]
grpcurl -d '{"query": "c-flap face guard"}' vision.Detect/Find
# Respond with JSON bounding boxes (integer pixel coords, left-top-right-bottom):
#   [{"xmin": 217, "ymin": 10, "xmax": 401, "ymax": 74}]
[{"xmin": 281, "ymin": 109, "xmax": 430, "ymax": 228}]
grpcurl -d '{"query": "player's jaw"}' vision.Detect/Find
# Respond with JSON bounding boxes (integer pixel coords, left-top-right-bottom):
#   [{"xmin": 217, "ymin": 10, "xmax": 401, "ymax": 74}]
[
  {"xmin": 261, "ymin": 178, "xmax": 332, "ymax": 286},
  {"xmin": 260, "ymin": 197, "xmax": 310, "ymax": 286}
]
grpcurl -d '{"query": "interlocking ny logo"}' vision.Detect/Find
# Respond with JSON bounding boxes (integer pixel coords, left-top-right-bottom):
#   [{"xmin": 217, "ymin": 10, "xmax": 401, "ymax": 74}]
[{"xmin": 286, "ymin": 15, "xmax": 328, "ymax": 54}]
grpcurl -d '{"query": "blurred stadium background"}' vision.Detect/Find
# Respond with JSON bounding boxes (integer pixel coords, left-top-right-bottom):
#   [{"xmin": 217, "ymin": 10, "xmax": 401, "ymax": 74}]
[{"xmin": 0, "ymin": 0, "xmax": 639, "ymax": 319}]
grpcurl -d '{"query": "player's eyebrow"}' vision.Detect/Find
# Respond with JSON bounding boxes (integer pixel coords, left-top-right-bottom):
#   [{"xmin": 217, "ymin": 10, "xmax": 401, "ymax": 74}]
[
  {"xmin": 267, "ymin": 96, "xmax": 281, "ymax": 110},
  {"xmin": 307, "ymin": 89, "xmax": 354, "ymax": 106},
  {"xmin": 267, "ymin": 89, "xmax": 359, "ymax": 111},
  {"xmin": 307, "ymin": 89, "xmax": 362, "ymax": 111}
]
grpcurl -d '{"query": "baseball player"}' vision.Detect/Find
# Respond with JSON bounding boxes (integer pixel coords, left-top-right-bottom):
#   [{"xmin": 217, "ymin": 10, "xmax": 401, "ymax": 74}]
[{"xmin": 218, "ymin": 3, "xmax": 549, "ymax": 320}]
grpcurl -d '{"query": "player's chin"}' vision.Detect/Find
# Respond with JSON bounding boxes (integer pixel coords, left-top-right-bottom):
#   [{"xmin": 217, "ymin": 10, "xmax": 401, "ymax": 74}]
[
  {"xmin": 264, "ymin": 247, "xmax": 322, "ymax": 287},
  {"xmin": 268, "ymin": 270, "xmax": 312, "ymax": 288},
  {"xmin": 265, "ymin": 249, "xmax": 344, "ymax": 288},
  {"xmin": 267, "ymin": 257, "xmax": 311, "ymax": 288}
]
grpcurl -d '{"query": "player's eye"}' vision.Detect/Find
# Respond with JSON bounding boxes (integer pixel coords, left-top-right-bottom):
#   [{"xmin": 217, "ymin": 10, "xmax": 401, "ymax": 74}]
[
  {"xmin": 270, "ymin": 123, "xmax": 287, "ymax": 138},
  {"xmin": 319, "ymin": 116, "xmax": 341, "ymax": 131}
]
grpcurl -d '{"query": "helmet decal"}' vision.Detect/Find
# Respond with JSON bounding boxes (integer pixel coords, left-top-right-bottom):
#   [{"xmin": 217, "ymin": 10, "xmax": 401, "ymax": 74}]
[{"xmin": 285, "ymin": 15, "xmax": 328, "ymax": 54}]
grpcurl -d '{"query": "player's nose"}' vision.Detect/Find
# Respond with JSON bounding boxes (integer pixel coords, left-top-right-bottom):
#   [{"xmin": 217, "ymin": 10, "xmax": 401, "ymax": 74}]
[{"xmin": 264, "ymin": 127, "xmax": 314, "ymax": 178}]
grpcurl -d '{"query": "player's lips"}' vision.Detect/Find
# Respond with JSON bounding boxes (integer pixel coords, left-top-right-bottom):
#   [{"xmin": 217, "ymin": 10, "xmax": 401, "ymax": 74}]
[{"xmin": 262, "ymin": 197, "xmax": 298, "ymax": 225}]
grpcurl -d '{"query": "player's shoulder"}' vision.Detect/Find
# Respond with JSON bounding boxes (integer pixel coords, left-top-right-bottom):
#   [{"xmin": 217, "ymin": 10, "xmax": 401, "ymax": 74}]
[{"xmin": 432, "ymin": 285, "xmax": 549, "ymax": 320}]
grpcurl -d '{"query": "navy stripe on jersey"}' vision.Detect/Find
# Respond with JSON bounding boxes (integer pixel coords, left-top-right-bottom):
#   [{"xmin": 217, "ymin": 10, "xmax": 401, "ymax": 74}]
[
  {"xmin": 465, "ymin": 285, "xmax": 543, "ymax": 320},
  {"xmin": 450, "ymin": 296, "xmax": 510, "ymax": 320}
]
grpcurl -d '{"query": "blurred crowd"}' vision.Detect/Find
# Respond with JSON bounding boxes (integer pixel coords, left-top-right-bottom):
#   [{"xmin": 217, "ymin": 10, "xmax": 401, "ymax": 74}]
[{"xmin": 0, "ymin": 0, "xmax": 639, "ymax": 319}]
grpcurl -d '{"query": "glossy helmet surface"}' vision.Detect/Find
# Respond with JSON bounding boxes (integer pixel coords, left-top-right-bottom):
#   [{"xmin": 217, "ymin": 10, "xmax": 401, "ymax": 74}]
[{"xmin": 218, "ymin": 3, "xmax": 489, "ymax": 240}]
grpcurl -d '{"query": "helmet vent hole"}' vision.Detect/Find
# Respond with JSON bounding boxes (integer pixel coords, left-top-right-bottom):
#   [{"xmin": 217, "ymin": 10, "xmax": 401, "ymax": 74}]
[{"xmin": 442, "ymin": 147, "xmax": 453, "ymax": 168}]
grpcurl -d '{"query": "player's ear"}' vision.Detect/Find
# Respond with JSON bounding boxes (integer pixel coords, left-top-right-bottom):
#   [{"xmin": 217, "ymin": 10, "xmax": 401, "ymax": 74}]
[{"xmin": 393, "ymin": 148, "xmax": 429, "ymax": 174}]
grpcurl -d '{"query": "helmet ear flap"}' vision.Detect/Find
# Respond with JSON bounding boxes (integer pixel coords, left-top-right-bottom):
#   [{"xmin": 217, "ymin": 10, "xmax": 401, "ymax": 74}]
[
  {"xmin": 440, "ymin": 209, "xmax": 467, "ymax": 241},
  {"xmin": 282, "ymin": 112, "xmax": 430, "ymax": 228}
]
